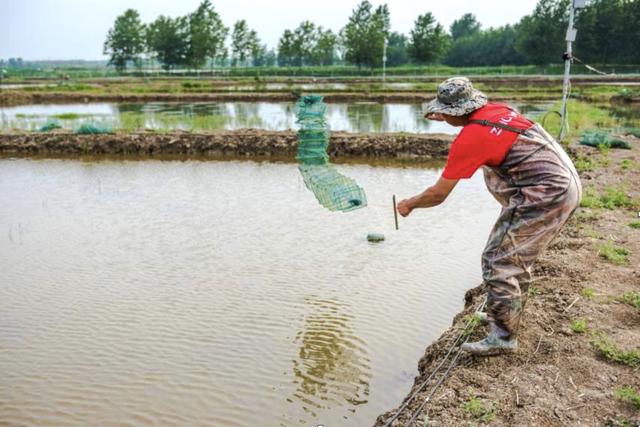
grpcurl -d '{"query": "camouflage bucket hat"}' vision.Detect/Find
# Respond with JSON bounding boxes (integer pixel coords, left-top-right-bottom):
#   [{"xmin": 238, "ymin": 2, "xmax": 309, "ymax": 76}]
[{"xmin": 424, "ymin": 77, "xmax": 487, "ymax": 117}]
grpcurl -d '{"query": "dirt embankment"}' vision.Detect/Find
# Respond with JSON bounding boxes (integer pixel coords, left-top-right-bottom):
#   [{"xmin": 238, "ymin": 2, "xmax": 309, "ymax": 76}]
[
  {"xmin": 0, "ymin": 130, "xmax": 453, "ymax": 159},
  {"xmin": 376, "ymin": 137, "xmax": 639, "ymax": 426}
]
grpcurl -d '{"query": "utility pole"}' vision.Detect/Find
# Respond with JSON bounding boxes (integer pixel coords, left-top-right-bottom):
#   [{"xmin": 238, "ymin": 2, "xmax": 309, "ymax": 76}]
[
  {"xmin": 559, "ymin": 0, "xmax": 587, "ymax": 140},
  {"xmin": 382, "ymin": 37, "xmax": 388, "ymax": 82}
]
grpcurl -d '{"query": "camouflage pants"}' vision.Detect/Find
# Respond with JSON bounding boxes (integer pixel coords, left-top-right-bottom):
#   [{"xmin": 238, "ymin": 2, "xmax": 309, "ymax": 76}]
[{"xmin": 482, "ymin": 124, "xmax": 582, "ymax": 340}]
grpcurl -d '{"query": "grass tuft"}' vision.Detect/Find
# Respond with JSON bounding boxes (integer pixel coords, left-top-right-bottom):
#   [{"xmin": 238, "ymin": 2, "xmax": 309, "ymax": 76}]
[
  {"xmin": 460, "ymin": 313, "xmax": 481, "ymax": 337},
  {"xmin": 570, "ymin": 318, "xmax": 586, "ymax": 333},
  {"xmin": 462, "ymin": 393, "xmax": 498, "ymax": 423},
  {"xmin": 591, "ymin": 332, "xmax": 639, "ymax": 367},
  {"xmin": 597, "ymin": 240, "xmax": 630, "ymax": 265},
  {"xmin": 619, "ymin": 291, "xmax": 640, "ymax": 309},
  {"xmin": 581, "ymin": 288, "xmax": 595, "ymax": 301},
  {"xmin": 614, "ymin": 386, "xmax": 640, "ymax": 409}
]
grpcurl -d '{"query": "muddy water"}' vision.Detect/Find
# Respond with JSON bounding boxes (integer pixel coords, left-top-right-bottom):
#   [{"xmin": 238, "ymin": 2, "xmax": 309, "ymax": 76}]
[
  {"xmin": 0, "ymin": 101, "xmax": 553, "ymax": 133},
  {"xmin": 0, "ymin": 157, "xmax": 500, "ymax": 426}
]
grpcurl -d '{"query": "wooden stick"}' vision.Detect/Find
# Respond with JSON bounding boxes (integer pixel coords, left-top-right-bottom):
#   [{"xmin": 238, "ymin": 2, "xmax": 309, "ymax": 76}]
[
  {"xmin": 393, "ymin": 195, "xmax": 399, "ymax": 230},
  {"xmin": 564, "ymin": 296, "xmax": 580, "ymax": 313}
]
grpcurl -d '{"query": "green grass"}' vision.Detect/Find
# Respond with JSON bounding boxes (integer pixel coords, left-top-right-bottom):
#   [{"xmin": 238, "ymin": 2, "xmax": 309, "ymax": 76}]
[
  {"xmin": 528, "ymin": 285, "xmax": 542, "ymax": 296},
  {"xmin": 570, "ymin": 318, "xmax": 587, "ymax": 333},
  {"xmin": 580, "ymin": 186, "xmax": 638, "ymax": 210},
  {"xmin": 628, "ymin": 221, "xmax": 640, "ymax": 229},
  {"xmin": 586, "ymin": 230, "xmax": 601, "ymax": 239},
  {"xmin": 574, "ymin": 154, "xmax": 602, "ymax": 172},
  {"xmin": 597, "ymin": 240, "xmax": 630, "ymax": 265},
  {"xmin": 51, "ymin": 113, "xmax": 90, "ymax": 120},
  {"xmin": 619, "ymin": 291, "xmax": 640, "ymax": 309},
  {"xmin": 601, "ymin": 186, "xmax": 638, "ymax": 210},
  {"xmin": 620, "ymin": 159, "xmax": 637, "ymax": 171},
  {"xmin": 462, "ymin": 394, "xmax": 498, "ymax": 423},
  {"xmin": 615, "ymin": 386, "xmax": 640, "ymax": 409},
  {"xmin": 543, "ymin": 100, "xmax": 620, "ymax": 138},
  {"xmin": 580, "ymin": 187, "xmax": 605, "ymax": 209},
  {"xmin": 591, "ymin": 332, "xmax": 640, "ymax": 367},
  {"xmin": 581, "ymin": 288, "xmax": 595, "ymax": 300},
  {"xmin": 460, "ymin": 313, "xmax": 481, "ymax": 337}
]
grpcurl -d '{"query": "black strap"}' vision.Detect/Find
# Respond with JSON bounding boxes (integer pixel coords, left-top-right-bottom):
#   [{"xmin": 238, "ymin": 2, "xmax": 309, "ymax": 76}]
[{"xmin": 468, "ymin": 119, "xmax": 533, "ymax": 137}]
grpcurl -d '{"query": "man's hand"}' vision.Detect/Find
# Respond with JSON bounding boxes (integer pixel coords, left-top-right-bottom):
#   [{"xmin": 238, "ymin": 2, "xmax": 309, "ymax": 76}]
[
  {"xmin": 424, "ymin": 113, "xmax": 445, "ymax": 121},
  {"xmin": 397, "ymin": 198, "xmax": 414, "ymax": 217},
  {"xmin": 396, "ymin": 177, "xmax": 459, "ymax": 218}
]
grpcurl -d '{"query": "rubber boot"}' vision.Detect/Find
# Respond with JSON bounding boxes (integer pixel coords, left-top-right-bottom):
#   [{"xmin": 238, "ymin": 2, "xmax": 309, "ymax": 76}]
[
  {"xmin": 475, "ymin": 312, "xmax": 489, "ymax": 325},
  {"xmin": 461, "ymin": 324, "xmax": 517, "ymax": 356}
]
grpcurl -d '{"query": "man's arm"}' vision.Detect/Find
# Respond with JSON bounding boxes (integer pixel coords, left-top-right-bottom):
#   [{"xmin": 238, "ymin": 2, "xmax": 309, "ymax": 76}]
[{"xmin": 397, "ymin": 176, "xmax": 459, "ymax": 217}]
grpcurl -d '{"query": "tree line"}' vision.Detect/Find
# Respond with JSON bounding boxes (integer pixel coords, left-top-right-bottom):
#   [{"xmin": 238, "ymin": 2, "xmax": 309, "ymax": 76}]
[{"xmin": 103, "ymin": 0, "xmax": 640, "ymax": 71}]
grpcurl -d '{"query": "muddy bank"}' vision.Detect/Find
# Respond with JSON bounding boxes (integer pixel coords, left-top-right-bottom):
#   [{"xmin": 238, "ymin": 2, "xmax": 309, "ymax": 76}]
[
  {"xmin": 0, "ymin": 90, "xmax": 438, "ymax": 106},
  {"xmin": 0, "ymin": 130, "xmax": 453, "ymax": 159},
  {"xmin": 376, "ymin": 136, "xmax": 639, "ymax": 426}
]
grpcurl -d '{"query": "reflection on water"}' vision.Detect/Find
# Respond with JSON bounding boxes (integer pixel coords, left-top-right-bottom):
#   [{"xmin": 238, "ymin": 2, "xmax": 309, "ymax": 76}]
[
  {"xmin": 0, "ymin": 101, "xmax": 553, "ymax": 133},
  {"xmin": 288, "ymin": 296, "xmax": 371, "ymax": 420}
]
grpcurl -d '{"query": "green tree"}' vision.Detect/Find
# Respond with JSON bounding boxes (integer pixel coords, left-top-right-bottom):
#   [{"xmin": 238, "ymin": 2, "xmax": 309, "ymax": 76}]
[
  {"xmin": 186, "ymin": 0, "xmax": 228, "ymax": 70},
  {"xmin": 277, "ymin": 29, "xmax": 297, "ymax": 66},
  {"xmin": 445, "ymin": 25, "xmax": 525, "ymax": 66},
  {"xmin": 103, "ymin": 9, "xmax": 146, "ymax": 72},
  {"xmin": 574, "ymin": 0, "xmax": 640, "ymax": 65},
  {"xmin": 312, "ymin": 28, "xmax": 337, "ymax": 66},
  {"xmin": 292, "ymin": 21, "xmax": 317, "ymax": 66},
  {"xmin": 342, "ymin": 1, "xmax": 390, "ymax": 68},
  {"xmin": 516, "ymin": 0, "xmax": 569, "ymax": 65},
  {"xmin": 146, "ymin": 15, "xmax": 189, "ymax": 70},
  {"xmin": 231, "ymin": 20, "xmax": 260, "ymax": 66},
  {"xmin": 386, "ymin": 31, "xmax": 409, "ymax": 66},
  {"xmin": 450, "ymin": 13, "xmax": 481, "ymax": 40},
  {"xmin": 277, "ymin": 23, "xmax": 337, "ymax": 66},
  {"xmin": 408, "ymin": 13, "xmax": 450, "ymax": 65}
]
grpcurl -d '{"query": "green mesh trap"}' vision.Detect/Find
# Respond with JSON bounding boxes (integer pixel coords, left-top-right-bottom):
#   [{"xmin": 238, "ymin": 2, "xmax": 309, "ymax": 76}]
[
  {"xmin": 296, "ymin": 95, "xmax": 367, "ymax": 212},
  {"xmin": 579, "ymin": 131, "xmax": 631, "ymax": 150},
  {"xmin": 35, "ymin": 120, "xmax": 62, "ymax": 132},
  {"xmin": 75, "ymin": 123, "xmax": 113, "ymax": 135}
]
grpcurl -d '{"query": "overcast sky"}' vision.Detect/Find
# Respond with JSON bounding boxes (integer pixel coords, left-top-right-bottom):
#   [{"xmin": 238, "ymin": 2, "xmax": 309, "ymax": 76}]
[{"xmin": 0, "ymin": 0, "xmax": 540, "ymax": 61}]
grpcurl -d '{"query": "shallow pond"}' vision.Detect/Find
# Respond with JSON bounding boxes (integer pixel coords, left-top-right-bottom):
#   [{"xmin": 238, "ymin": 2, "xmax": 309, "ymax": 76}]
[
  {"xmin": 0, "ymin": 156, "xmax": 501, "ymax": 426},
  {"xmin": 0, "ymin": 101, "xmax": 553, "ymax": 133}
]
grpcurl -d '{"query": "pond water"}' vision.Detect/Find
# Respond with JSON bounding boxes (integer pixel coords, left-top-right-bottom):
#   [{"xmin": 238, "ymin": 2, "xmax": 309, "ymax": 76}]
[
  {"xmin": 0, "ymin": 101, "xmax": 553, "ymax": 133},
  {"xmin": 0, "ymin": 156, "xmax": 501, "ymax": 426}
]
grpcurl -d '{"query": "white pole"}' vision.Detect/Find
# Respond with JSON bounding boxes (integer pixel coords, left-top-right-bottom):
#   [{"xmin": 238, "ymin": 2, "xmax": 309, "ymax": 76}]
[
  {"xmin": 559, "ymin": 2, "xmax": 577, "ymax": 140},
  {"xmin": 382, "ymin": 38, "xmax": 388, "ymax": 82}
]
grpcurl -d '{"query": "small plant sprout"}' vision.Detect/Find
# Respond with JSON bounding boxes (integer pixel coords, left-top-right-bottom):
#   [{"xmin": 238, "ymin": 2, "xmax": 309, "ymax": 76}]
[
  {"xmin": 581, "ymin": 288, "xmax": 595, "ymax": 301},
  {"xmin": 460, "ymin": 313, "xmax": 482, "ymax": 337},
  {"xmin": 597, "ymin": 240, "xmax": 630, "ymax": 265},
  {"xmin": 462, "ymin": 393, "xmax": 498, "ymax": 423},
  {"xmin": 528, "ymin": 285, "xmax": 542, "ymax": 296},
  {"xmin": 586, "ymin": 229, "xmax": 601, "ymax": 239},
  {"xmin": 614, "ymin": 386, "xmax": 640, "ymax": 410},
  {"xmin": 628, "ymin": 221, "xmax": 640, "ymax": 229},
  {"xmin": 620, "ymin": 159, "xmax": 637, "ymax": 171},
  {"xmin": 619, "ymin": 291, "xmax": 640, "ymax": 309},
  {"xmin": 570, "ymin": 318, "xmax": 586, "ymax": 333},
  {"xmin": 591, "ymin": 332, "xmax": 640, "ymax": 367}
]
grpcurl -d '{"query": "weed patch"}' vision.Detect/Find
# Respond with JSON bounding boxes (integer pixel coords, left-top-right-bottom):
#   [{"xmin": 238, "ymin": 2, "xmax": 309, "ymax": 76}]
[
  {"xmin": 462, "ymin": 393, "xmax": 498, "ymax": 423},
  {"xmin": 614, "ymin": 386, "xmax": 640, "ymax": 409},
  {"xmin": 619, "ymin": 291, "xmax": 640, "ymax": 309},
  {"xmin": 597, "ymin": 240, "xmax": 630, "ymax": 265},
  {"xmin": 591, "ymin": 332, "xmax": 639, "ymax": 367},
  {"xmin": 581, "ymin": 288, "xmax": 595, "ymax": 300},
  {"xmin": 570, "ymin": 318, "xmax": 586, "ymax": 333},
  {"xmin": 528, "ymin": 285, "xmax": 542, "ymax": 296}
]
